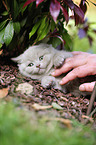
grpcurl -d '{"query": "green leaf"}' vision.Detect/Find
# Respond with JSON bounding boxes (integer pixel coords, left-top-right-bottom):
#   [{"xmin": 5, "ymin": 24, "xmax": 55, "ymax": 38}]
[
  {"xmin": 3, "ymin": 21, "xmax": 14, "ymax": 46},
  {"xmin": 0, "ymin": 28, "xmax": 5, "ymax": 43},
  {"xmin": 20, "ymin": 17, "xmax": 27, "ymax": 27},
  {"xmin": 62, "ymin": 29, "xmax": 73, "ymax": 51},
  {"xmin": 0, "ymin": 43, "xmax": 2, "ymax": 48},
  {"xmin": 0, "ymin": 19, "xmax": 8, "ymax": 31},
  {"xmin": 13, "ymin": 0, "xmax": 19, "ymax": 19},
  {"xmin": 50, "ymin": 19, "xmax": 56, "ymax": 32},
  {"xmin": 36, "ymin": 20, "xmax": 49, "ymax": 42},
  {"xmin": 29, "ymin": 20, "xmax": 41, "ymax": 39},
  {"xmin": 50, "ymin": 37, "xmax": 61, "ymax": 48},
  {"xmin": 1, "ymin": 11, "xmax": 8, "ymax": 16},
  {"xmin": 13, "ymin": 22, "xmax": 20, "ymax": 34},
  {"xmin": 52, "ymin": 102, "xmax": 63, "ymax": 110},
  {"xmin": 37, "ymin": 16, "xmax": 47, "ymax": 35}
]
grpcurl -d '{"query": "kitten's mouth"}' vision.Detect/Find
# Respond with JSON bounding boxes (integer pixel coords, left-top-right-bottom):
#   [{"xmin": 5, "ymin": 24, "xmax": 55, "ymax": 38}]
[{"xmin": 38, "ymin": 68, "xmax": 45, "ymax": 74}]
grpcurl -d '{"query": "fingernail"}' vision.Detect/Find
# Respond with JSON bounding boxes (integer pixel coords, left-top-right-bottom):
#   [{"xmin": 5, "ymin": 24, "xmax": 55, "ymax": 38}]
[
  {"xmin": 79, "ymin": 85, "xmax": 85, "ymax": 91},
  {"xmin": 59, "ymin": 80, "xmax": 63, "ymax": 85},
  {"xmin": 51, "ymin": 72, "xmax": 55, "ymax": 76}
]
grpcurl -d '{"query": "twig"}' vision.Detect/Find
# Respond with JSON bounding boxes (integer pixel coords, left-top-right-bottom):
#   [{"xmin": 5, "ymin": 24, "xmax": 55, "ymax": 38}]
[
  {"xmin": 86, "ymin": 82, "xmax": 96, "ymax": 116},
  {"xmin": 89, "ymin": 108, "xmax": 96, "ymax": 117},
  {"xmin": 2, "ymin": 0, "xmax": 12, "ymax": 20}
]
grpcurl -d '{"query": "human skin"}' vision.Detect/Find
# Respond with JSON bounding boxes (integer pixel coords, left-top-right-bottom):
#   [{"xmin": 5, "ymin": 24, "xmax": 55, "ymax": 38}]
[{"xmin": 52, "ymin": 51, "xmax": 96, "ymax": 92}]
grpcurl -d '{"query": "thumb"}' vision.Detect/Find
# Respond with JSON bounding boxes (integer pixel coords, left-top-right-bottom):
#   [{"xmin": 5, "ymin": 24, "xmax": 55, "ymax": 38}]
[{"xmin": 79, "ymin": 82, "xmax": 95, "ymax": 92}]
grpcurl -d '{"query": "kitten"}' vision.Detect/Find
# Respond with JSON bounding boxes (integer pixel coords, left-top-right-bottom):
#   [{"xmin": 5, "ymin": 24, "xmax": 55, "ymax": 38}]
[{"xmin": 12, "ymin": 43, "xmax": 90, "ymax": 96}]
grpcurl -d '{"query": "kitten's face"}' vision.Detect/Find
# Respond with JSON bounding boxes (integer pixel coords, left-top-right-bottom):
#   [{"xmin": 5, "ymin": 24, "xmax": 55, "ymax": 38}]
[
  {"xmin": 21, "ymin": 50, "xmax": 52, "ymax": 75},
  {"xmin": 12, "ymin": 44, "xmax": 54, "ymax": 78}
]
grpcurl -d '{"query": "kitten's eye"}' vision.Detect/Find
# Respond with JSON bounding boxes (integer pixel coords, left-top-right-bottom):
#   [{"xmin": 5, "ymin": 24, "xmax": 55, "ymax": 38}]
[
  {"xmin": 39, "ymin": 56, "xmax": 43, "ymax": 61},
  {"xmin": 28, "ymin": 63, "xmax": 34, "ymax": 67}
]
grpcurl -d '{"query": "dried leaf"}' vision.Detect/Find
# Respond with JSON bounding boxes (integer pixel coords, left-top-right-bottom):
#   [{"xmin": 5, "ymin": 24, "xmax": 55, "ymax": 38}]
[
  {"xmin": 52, "ymin": 102, "xmax": 63, "ymax": 110},
  {"xmin": 49, "ymin": 117, "xmax": 72, "ymax": 128},
  {"xmin": 32, "ymin": 103, "xmax": 52, "ymax": 110},
  {"xmin": 16, "ymin": 83, "xmax": 34, "ymax": 95},
  {"xmin": 82, "ymin": 115, "xmax": 93, "ymax": 123},
  {"xmin": 60, "ymin": 96, "xmax": 68, "ymax": 102},
  {"xmin": 0, "ymin": 88, "xmax": 9, "ymax": 98}
]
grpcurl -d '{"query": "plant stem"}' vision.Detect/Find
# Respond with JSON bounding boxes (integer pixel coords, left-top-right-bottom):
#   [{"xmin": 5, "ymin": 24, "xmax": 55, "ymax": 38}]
[
  {"xmin": 2, "ymin": 0, "xmax": 12, "ymax": 20},
  {"xmin": 86, "ymin": 83, "xmax": 96, "ymax": 116}
]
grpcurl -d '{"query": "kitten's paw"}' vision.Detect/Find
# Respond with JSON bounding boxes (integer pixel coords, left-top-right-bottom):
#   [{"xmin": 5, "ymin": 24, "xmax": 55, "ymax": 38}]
[
  {"xmin": 41, "ymin": 76, "xmax": 56, "ymax": 88},
  {"xmin": 54, "ymin": 53, "xmax": 65, "ymax": 68},
  {"xmin": 54, "ymin": 51, "xmax": 72, "ymax": 68}
]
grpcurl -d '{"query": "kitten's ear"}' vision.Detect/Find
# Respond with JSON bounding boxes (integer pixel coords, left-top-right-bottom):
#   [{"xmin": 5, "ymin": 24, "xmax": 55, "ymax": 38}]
[{"xmin": 11, "ymin": 54, "xmax": 23, "ymax": 63}]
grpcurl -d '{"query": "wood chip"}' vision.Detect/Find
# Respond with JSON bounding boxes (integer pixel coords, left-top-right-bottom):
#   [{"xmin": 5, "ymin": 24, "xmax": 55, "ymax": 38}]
[
  {"xmin": 32, "ymin": 103, "xmax": 52, "ymax": 110},
  {"xmin": 0, "ymin": 88, "xmax": 9, "ymax": 98}
]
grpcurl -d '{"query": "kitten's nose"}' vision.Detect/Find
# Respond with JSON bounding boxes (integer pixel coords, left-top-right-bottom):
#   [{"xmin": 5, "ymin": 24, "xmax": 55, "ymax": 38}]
[{"xmin": 36, "ymin": 64, "xmax": 40, "ymax": 68}]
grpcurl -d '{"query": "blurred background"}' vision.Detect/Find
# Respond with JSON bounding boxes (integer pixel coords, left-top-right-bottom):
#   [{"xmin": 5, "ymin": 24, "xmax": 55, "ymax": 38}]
[{"xmin": 66, "ymin": 0, "xmax": 96, "ymax": 53}]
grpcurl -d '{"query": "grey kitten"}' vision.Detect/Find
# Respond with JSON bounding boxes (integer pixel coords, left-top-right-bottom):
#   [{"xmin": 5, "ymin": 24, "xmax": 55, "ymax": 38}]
[{"xmin": 12, "ymin": 43, "xmax": 90, "ymax": 96}]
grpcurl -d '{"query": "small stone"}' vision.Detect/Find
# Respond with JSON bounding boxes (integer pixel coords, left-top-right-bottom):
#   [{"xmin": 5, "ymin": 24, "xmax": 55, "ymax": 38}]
[{"xmin": 16, "ymin": 83, "xmax": 34, "ymax": 95}]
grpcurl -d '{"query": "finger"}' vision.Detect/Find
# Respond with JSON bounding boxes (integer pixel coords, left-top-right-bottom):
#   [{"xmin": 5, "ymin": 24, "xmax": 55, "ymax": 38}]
[
  {"xmin": 51, "ymin": 66, "xmax": 67, "ymax": 76},
  {"xmin": 72, "ymin": 51, "xmax": 83, "ymax": 55},
  {"xmin": 79, "ymin": 82, "xmax": 95, "ymax": 92},
  {"xmin": 52, "ymin": 56, "xmax": 87, "ymax": 77},
  {"xmin": 72, "ymin": 51, "xmax": 89, "ymax": 56},
  {"xmin": 59, "ymin": 65, "xmax": 94, "ymax": 85}
]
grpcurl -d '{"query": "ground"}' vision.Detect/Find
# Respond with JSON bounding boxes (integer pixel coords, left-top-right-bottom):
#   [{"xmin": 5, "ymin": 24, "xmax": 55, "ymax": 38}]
[{"xmin": 0, "ymin": 57, "xmax": 96, "ymax": 128}]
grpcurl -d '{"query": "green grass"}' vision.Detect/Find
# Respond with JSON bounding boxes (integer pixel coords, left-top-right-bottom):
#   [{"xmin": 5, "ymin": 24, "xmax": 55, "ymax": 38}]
[{"xmin": 0, "ymin": 102, "xmax": 95, "ymax": 145}]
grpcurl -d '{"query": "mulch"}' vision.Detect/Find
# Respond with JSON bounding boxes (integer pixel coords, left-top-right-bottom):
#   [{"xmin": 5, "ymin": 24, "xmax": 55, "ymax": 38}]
[{"xmin": 0, "ymin": 57, "xmax": 96, "ymax": 126}]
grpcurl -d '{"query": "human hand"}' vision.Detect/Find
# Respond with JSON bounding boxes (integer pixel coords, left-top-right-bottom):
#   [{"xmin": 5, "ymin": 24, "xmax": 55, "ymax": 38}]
[{"xmin": 52, "ymin": 51, "xmax": 96, "ymax": 92}]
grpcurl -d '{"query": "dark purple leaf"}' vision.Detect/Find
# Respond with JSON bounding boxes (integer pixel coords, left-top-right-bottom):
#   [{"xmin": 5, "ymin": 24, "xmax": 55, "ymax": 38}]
[
  {"xmin": 49, "ymin": 32, "xmax": 65, "ymax": 44},
  {"xmin": 36, "ymin": 0, "xmax": 44, "ymax": 7},
  {"xmin": 56, "ymin": 35, "xmax": 65, "ymax": 43},
  {"xmin": 74, "ymin": 4, "xmax": 84, "ymax": 20},
  {"xmin": 60, "ymin": 6, "xmax": 69, "ymax": 24},
  {"xmin": 88, "ymin": 35, "xmax": 93, "ymax": 46},
  {"xmin": 63, "ymin": 0, "xmax": 74, "ymax": 10},
  {"xmin": 80, "ymin": 0, "xmax": 87, "ymax": 14},
  {"xmin": 23, "ymin": 0, "xmax": 35, "ymax": 8},
  {"xmin": 93, "ymin": 29, "xmax": 96, "ymax": 33},
  {"xmin": 78, "ymin": 28, "xmax": 86, "ymax": 38},
  {"xmin": 50, "ymin": 0, "xmax": 60, "ymax": 22},
  {"xmin": 49, "ymin": 28, "xmax": 60, "ymax": 36},
  {"xmin": 81, "ymin": 0, "xmax": 86, "ymax": 5},
  {"xmin": 74, "ymin": 13, "xmax": 81, "ymax": 25},
  {"xmin": 84, "ymin": 25, "xmax": 89, "ymax": 32}
]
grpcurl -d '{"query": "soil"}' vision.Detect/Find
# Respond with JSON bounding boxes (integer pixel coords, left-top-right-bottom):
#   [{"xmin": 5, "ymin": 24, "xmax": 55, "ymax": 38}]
[{"xmin": 0, "ymin": 57, "xmax": 96, "ymax": 127}]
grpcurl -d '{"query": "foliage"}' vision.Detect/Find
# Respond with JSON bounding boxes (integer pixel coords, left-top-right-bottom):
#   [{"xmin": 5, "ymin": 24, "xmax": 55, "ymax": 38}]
[
  {"xmin": 0, "ymin": 0, "xmax": 96, "ymax": 56},
  {"xmin": 66, "ymin": 17, "xmax": 96, "ymax": 52},
  {"xmin": 0, "ymin": 102, "xmax": 96, "ymax": 145},
  {"xmin": 0, "ymin": 0, "xmax": 90, "ymax": 56}
]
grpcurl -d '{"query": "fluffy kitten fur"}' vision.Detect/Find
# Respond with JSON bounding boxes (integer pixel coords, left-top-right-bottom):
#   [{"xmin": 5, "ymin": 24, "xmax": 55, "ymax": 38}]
[{"xmin": 12, "ymin": 43, "xmax": 90, "ymax": 96}]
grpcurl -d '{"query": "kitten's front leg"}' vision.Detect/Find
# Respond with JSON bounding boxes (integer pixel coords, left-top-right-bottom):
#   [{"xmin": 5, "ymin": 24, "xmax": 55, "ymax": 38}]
[
  {"xmin": 54, "ymin": 51, "xmax": 72, "ymax": 68},
  {"xmin": 41, "ymin": 76, "xmax": 56, "ymax": 89}
]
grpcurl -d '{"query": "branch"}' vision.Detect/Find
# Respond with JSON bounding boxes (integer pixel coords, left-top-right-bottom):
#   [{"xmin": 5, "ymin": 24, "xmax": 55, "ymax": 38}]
[{"xmin": 86, "ymin": 82, "xmax": 96, "ymax": 116}]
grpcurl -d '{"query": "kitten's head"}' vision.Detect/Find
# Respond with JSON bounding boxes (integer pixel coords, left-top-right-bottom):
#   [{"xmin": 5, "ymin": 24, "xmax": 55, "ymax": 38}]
[{"xmin": 12, "ymin": 43, "xmax": 55, "ymax": 79}]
